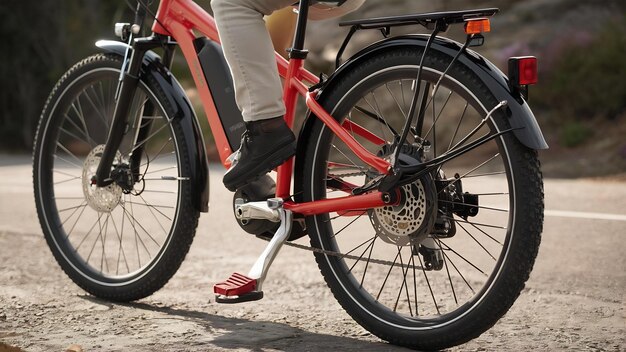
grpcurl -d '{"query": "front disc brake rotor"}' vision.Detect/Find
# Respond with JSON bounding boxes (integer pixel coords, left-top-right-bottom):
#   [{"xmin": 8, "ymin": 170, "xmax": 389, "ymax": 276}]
[{"xmin": 82, "ymin": 145, "xmax": 123, "ymax": 213}]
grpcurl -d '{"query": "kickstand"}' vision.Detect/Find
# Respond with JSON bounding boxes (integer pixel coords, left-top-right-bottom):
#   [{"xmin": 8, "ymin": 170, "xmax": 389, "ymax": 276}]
[{"xmin": 214, "ymin": 199, "xmax": 292, "ymax": 303}]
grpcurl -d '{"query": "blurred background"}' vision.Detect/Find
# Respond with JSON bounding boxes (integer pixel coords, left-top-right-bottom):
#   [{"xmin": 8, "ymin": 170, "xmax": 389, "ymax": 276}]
[{"xmin": 1, "ymin": 0, "xmax": 625, "ymax": 177}]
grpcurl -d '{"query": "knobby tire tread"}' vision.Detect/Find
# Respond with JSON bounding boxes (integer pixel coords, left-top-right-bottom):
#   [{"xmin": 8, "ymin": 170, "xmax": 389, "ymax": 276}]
[
  {"xmin": 33, "ymin": 54, "xmax": 199, "ymax": 302},
  {"xmin": 301, "ymin": 47, "xmax": 543, "ymax": 350}
]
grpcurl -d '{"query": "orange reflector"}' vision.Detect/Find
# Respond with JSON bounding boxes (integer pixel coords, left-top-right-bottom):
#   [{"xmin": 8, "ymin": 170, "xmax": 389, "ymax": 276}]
[{"xmin": 465, "ymin": 18, "xmax": 491, "ymax": 34}]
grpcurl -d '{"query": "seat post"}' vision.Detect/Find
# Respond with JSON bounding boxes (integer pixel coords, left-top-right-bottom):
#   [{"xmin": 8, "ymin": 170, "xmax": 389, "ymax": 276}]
[{"xmin": 289, "ymin": 0, "xmax": 310, "ymax": 58}]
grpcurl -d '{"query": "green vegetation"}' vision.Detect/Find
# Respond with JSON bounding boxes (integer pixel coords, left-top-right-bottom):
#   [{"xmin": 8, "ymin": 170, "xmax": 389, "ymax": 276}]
[
  {"xmin": 560, "ymin": 121, "xmax": 592, "ymax": 148},
  {"xmin": 533, "ymin": 18, "xmax": 626, "ymax": 123},
  {"xmin": 0, "ymin": 0, "xmax": 211, "ymax": 151},
  {"xmin": 0, "ymin": 1, "xmax": 132, "ymax": 151}
]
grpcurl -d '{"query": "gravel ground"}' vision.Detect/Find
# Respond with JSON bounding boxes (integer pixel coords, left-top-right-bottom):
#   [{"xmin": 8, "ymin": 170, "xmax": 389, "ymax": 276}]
[{"xmin": 0, "ymin": 159, "xmax": 624, "ymax": 351}]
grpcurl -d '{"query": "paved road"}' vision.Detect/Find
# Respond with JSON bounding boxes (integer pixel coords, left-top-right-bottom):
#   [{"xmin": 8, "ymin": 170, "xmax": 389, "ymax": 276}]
[{"xmin": 0, "ymin": 155, "xmax": 624, "ymax": 351}]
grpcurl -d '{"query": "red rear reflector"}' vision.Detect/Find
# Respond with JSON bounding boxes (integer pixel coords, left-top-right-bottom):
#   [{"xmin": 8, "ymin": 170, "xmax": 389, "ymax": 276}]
[
  {"xmin": 518, "ymin": 57, "xmax": 538, "ymax": 85},
  {"xmin": 464, "ymin": 18, "xmax": 490, "ymax": 34},
  {"xmin": 509, "ymin": 56, "xmax": 538, "ymax": 86}
]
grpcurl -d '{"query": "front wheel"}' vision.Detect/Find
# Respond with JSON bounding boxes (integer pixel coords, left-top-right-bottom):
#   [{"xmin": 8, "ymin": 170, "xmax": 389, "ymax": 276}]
[
  {"xmin": 301, "ymin": 48, "xmax": 543, "ymax": 350},
  {"xmin": 33, "ymin": 54, "xmax": 199, "ymax": 301}
]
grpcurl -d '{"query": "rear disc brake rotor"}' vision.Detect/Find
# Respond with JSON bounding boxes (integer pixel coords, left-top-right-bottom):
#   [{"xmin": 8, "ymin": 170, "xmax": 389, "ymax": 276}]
[{"xmin": 369, "ymin": 175, "xmax": 437, "ymax": 246}]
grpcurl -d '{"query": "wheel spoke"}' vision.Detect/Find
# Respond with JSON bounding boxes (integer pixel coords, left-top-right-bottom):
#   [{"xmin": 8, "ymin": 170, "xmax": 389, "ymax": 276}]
[
  {"xmin": 61, "ymin": 116, "xmax": 94, "ymax": 147},
  {"xmin": 343, "ymin": 236, "xmax": 376, "ymax": 258},
  {"xmin": 100, "ymin": 214, "xmax": 111, "ymax": 274},
  {"xmin": 54, "ymin": 154, "xmax": 83, "ymax": 169},
  {"xmin": 124, "ymin": 200, "xmax": 153, "ymax": 263},
  {"xmin": 143, "ymin": 166, "xmax": 177, "ymax": 175},
  {"xmin": 81, "ymin": 87, "xmax": 111, "ymax": 129},
  {"xmin": 348, "ymin": 237, "xmax": 377, "ymax": 273},
  {"xmin": 445, "ymin": 216, "xmax": 506, "ymax": 230},
  {"xmin": 53, "ymin": 169, "xmax": 80, "ymax": 180},
  {"xmin": 37, "ymin": 64, "xmax": 184, "ymax": 283},
  {"xmin": 438, "ymin": 200, "xmax": 508, "ymax": 213},
  {"xmin": 467, "ymin": 221, "xmax": 503, "ymax": 245},
  {"xmin": 330, "ymin": 212, "xmax": 365, "ymax": 238},
  {"xmin": 376, "ymin": 247, "xmax": 401, "ymax": 301},
  {"xmin": 446, "ymin": 102, "xmax": 469, "ymax": 152},
  {"xmin": 385, "ymin": 83, "xmax": 408, "ymax": 119},
  {"xmin": 55, "ymin": 142, "xmax": 83, "ymax": 165},
  {"xmin": 58, "ymin": 203, "xmax": 89, "ymax": 213},
  {"xmin": 359, "ymin": 236, "xmax": 377, "ymax": 288},
  {"xmin": 140, "ymin": 138, "xmax": 173, "ymax": 167},
  {"xmin": 63, "ymin": 202, "xmax": 88, "ymax": 237},
  {"xmin": 416, "ymin": 252, "xmax": 440, "ymax": 315},
  {"xmin": 440, "ymin": 245, "xmax": 475, "ymax": 294},
  {"xmin": 438, "ymin": 241, "xmax": 487, "ymax": 277},
  {"xmin": 393, "ymin": 249, "xmax": 413, "ymax": 316},
  {"xmin": 330, "ymin": 143, "xmax": 364, "ymax": 173},
  {"xmin": 74, "ymin": 213, "xmax": 102, "ymax": 251},
  {"xmin": 363, "ymin": 92, "xmax": 395, "ymax": 140},
  {"xmin": 456, "ymin": 222, "xmax": 497, "ymax": 261},
  {"xmin": 123, "ymin": 118, "xmax": 173, "ymax": 156},
  {"xmin": 85, "ymin": 215, "xmax": 104, "ymax": 265},
  {"xmin": 410, "ymin": 253, "xmax": 419, "ymax": 315},
  {"xmin": 138, "ymin": 194, "xmax": 171, "ymax": 231}
]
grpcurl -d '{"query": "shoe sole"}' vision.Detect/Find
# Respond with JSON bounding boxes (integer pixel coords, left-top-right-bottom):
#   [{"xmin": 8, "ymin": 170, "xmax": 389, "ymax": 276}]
[{"xmin": 224, "ymin": 141, "xmax": 296, "ymax": 192}]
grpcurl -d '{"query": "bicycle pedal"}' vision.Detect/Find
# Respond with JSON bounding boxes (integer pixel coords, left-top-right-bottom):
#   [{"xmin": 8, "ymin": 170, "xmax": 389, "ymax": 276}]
[
  {"xmin": 215, "ymin": 291, "xmax": 264, "ymax": 304},
  {"xmin": 213, "ymin": 273, "xmax": 263, "ymax": 303}
]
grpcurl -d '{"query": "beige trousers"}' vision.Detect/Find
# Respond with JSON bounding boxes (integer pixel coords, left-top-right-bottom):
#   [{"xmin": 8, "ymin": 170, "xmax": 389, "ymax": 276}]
[{"xmin": 211, "ymin": 0, "xmax": 364, "ymax": 122}]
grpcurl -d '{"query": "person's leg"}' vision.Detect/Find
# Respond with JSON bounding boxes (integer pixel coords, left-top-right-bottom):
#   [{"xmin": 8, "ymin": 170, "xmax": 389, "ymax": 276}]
[
  {"xmin": 211, "ymin": 0, "xmax": 294, "ymax": 122},
  {"xmin": 211, "ymin": 0, "xmax": 296, "ymax": 191}
]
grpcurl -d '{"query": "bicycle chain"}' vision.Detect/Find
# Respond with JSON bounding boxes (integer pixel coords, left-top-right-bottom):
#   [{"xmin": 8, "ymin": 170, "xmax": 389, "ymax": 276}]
[
  {"xmin": 260, "ymin": 236, "xmax": 424, "ymax": 269},
  {"xmin": 257, "ymin": 170, "xmax": 421, "ymax": 269},
  {"xmin": 328, "ymin": 171, "xmax": 374, "ymax": 178}
]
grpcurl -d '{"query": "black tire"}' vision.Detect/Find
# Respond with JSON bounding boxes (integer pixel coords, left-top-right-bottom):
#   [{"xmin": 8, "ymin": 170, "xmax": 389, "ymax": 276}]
[
  {"xmin": 33, "ymin": 54, "xmax": 199, "ymax": 301},
  {"xmin": 301, "ymin": 47, "xmax": 543, "ymax": 350}
]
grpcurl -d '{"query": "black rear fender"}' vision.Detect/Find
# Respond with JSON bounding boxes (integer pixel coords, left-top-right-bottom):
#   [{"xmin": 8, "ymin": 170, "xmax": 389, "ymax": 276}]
[{"xmin": 294, "ymin": 34, "xmax": 547, "ymax": 202}]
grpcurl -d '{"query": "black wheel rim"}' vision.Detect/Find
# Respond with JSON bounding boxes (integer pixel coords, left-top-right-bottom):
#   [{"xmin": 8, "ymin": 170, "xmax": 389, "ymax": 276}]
[
  {"xmin": 310, "ymin": 66, "xmax": 516, "ymax": 327},
  {"xmin": 36, "ymin": 66, "xmax": 185, "ymax": 285}
]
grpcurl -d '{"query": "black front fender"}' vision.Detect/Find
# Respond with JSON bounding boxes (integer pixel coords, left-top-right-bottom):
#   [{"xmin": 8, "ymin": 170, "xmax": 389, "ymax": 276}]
[{"xmin": 95, "ymin": 40, "xmax": 209, "ymax": 212}]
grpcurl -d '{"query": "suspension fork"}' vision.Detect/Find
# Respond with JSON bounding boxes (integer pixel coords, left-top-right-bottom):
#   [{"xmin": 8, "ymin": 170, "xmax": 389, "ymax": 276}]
[
  {"xmin": 95, "ymin": 36, "xmax": 168, "ymax": 186},
  {"xmin": 128, "ymin": 44, "xmax": 177, "ymax": 180}
]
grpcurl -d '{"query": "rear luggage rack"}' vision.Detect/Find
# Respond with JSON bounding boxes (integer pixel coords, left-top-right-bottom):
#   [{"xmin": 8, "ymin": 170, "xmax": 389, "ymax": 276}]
[
  {"xmin": 339, "ymin": 8, "xmax": 499, "ymax": 30},
  {"xmin": 332, "ymin": 8, "xmax": 499, "ymax": 70}
]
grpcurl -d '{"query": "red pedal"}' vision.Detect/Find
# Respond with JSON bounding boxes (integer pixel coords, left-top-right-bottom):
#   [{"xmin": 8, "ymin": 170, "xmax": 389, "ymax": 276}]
[{"xmin": 214, "ymin": 273, "xmax": 257, "ymax": 296}]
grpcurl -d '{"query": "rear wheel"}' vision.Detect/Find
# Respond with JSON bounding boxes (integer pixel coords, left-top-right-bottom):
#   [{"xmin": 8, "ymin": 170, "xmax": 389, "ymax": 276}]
[
  {"xmin": 301, "ymin": 48, "xmax": 543, "ymax": 350},
  {"xmin": 33, "ymin": 54, "xmax": 199, "ymax": 301}
]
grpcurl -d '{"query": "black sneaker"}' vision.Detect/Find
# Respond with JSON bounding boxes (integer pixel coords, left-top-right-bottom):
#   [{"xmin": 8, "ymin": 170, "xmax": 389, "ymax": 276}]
[{"xmin": 223, "ymin": 117, "xmax": 296, "ymax": 192}]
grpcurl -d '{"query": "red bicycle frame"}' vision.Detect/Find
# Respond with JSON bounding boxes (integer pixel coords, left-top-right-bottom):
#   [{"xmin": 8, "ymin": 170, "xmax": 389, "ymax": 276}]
[{"xmin": 150, "ymin": 0, "xmax": 392, "ymax": 215}]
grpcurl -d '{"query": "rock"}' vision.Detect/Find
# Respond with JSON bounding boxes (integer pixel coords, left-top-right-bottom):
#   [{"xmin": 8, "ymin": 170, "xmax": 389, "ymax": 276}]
[{"xmin": 65, "ymin": 344, "xmax": 83, "ymax": 352}]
